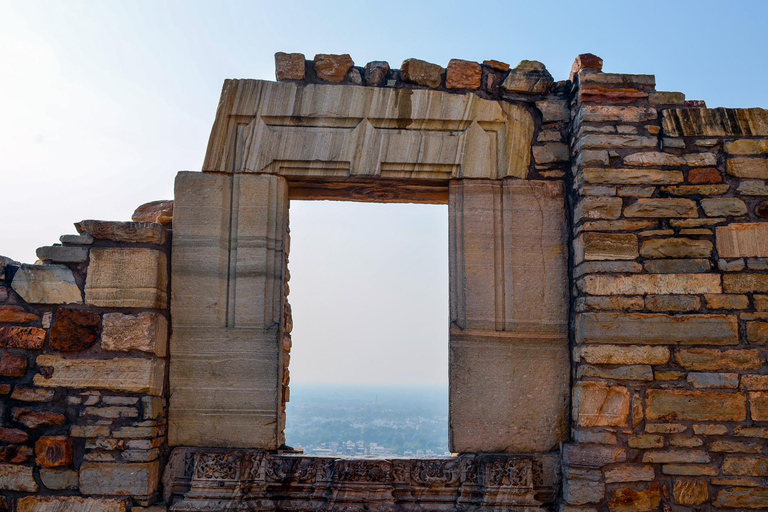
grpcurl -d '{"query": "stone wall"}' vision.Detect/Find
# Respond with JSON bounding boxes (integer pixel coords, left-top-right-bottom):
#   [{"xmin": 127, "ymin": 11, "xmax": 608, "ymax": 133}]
[
  {"xmin": 566, "ymin": 56, "xmax": 768, "ymax": 510},
  {"xmin": 0, "ymin": 217, "xmax": 171, "ymax": 511},
  {"xmin": 1, "ymin": 51, "xmax": 767, "ymax": 511}
]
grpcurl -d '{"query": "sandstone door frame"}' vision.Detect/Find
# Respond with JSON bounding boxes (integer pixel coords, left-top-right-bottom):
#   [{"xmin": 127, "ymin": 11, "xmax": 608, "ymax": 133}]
[{"xmin": 169, "ymin": 80, "xmax": 570, "ymax": 454}]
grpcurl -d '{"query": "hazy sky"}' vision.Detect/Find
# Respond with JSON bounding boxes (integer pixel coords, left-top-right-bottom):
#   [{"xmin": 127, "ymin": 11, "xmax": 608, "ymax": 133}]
[{"xmin": 2, "ymin": 1, "xmax": 767, "ymax": 385}]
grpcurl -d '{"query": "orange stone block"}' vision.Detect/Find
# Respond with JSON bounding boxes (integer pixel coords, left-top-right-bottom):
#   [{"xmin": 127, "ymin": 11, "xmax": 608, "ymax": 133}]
[
  {"xmin": 446, "ymin": 59, "xmax": 482, "ymax": 90},
  {"xmin": 35, "ymin": 436, "xmax": 73, "ymax": 468}
]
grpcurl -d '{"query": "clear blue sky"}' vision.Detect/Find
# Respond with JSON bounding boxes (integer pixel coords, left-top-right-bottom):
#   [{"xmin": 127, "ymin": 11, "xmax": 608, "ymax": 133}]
[{"xmin": 2, "ymin": 0, "xmax": 766, "ymax": 384}]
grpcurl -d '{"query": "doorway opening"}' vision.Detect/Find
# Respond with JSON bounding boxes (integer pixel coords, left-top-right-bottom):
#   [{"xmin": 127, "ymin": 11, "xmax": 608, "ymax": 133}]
[{"xmin": 285, "ymin": 200, "xmax": 448, "ymax": 457}]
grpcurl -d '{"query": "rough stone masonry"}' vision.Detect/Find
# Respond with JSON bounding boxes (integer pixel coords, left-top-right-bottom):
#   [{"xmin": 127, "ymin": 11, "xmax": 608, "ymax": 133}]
[{"xmin": 0, "ymin": 51, "xmax": 767, "ymax": 511}]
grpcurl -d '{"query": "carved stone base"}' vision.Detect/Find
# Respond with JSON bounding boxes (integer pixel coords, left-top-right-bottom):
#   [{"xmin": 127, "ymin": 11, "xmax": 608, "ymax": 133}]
[{"xmin": 164, "ymin": 449, "xmax": 559, "ymax": 511}]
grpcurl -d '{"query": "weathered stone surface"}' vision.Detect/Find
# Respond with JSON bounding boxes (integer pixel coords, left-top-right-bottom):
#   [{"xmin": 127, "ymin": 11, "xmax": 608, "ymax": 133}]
[
  {"xmin": 579, "ymin": 364, "xmax": 649, "ymax": 382},
  {"xmin": 10, "ymin": 387, "xmax": 54, "ymax": 402},
  {"xmin": 661, "ymin": 184, "xmax": 729, "ymax": 196},
  {"xmin": 59, "ymin": 233, "xmax": 93, "ymax": 245},
  {"xmin": 662, "ymin": 108, "xmax": 768, "ymax": 137},
  {"xmin": 724, "ymin": 273, "xmax": 768, "ymax": 293},
  {"xmin": 723, "ymin": 457, "xmax": 768, "ymax": 476},
  {"xmin": 76, "ymin": 220, "xmax": 166, "ymax": 245},
  {"xmin": 0, "ymin": 354, "xmax": 26, "ymax": 380},
  {"xmin": 536, "ymin": 100, "xmax": 569, "ymax": 123},
  {"xmin": 17, "ymin": 497, "xmax": 127, "ymax": 512},
  {"xmin": 578, "ymin": 105, "xmax": 656, "ymax": 123},
  {"xmin": 645, "ymin": 294, "xmax": 700, "ymax": 312},
  {"xmin": 38, "ymin": 468, "xmax": 78, "ymax": 490},
  {"xmin": 577, "ymin": 134, "xmax": 656, "ymax": 151},
  {"xmin": 574, "ymin": 233, "xmax": 637, "ymax": 263},
  {"xmin": 575, "ymin": 196, "xmax": 622, "ymax": 220},
  {"xmin": 36, "ymin": 245, "xmax": 88, "ymax": 263},
  {"xmin": 0, "ymin": 306, "xmax": 39, "ymax": 323},
  {"xmin": 726, "ymin": 139, "xmax": 768, "ymax": 155},
  {"xmin": 750, "ymin": 392, "xmax": 768, "ymax": 421},
  {"xmin": 608, "ymin": 484, "xmax": 661, "ymax": 512},
  {"xmin": 574, "ymin": 261, "xmax": 642, "ymax": 278},
  {"xmin": 662, "ymin": 464, "xmax": 718, "ymax": 476},
  {"xmin": 563, "ymin": 478, "xmax": 604, "ymax": 505},
  {"xmin": 646, "ymin": 389, "xmax": 746, "ymax": 421},
  {"xmin": 745, "ymin": 321, "xmax": 768, "ymax": 345},
  {"xmin": 717, "ymin": 223, "xmax": 768, "ymax": 258},
  {"xmin": 676, "ymin": 348, "xmax": 762, "ymax": 370},
  {"xmin": 738, "ymin": 180, "xmax": 768, "ymax": 195},
  {"xmin": 85, "ymin": 248, "xmax": 167, "ymax": 308},
  {"xmin": 577, "ymin": 312, "xmax": 736, "ymax": 345},
  {"xmin": 605, "ymin": 465, "xmax": 655, "ymax": 484},
  {"xmin": 445, "ymin": 59, "xmax": 481, "ymax": 90},
  {"xmin": 0, "ymin": 463, "xmax": 38, "ymax": 491},
  {"xmin": 628, "ymin": 434, "xmax": 664, "ymax": 449},
  {"xmin": 312, "ymin": 54, "xmax": 353, "ymax": 83},
  {"xmin": 501, "ymin": 60, "xmax": 553, "ymax": 94},
  {"xmin": 643, "ymin": 450, "xmax": 710, "ymax": 464},
  {"xmin": 35, "ymin": 436, "xmax": 72, "ymax": 468},
  {"xmin": 674, "ymin": 480, "xmax": 708, "ymax": 506},
  {"xmin": 570, "ymin": 53, "xmax": 603, "ymax": 80},
  {"xmin": 689, "ymin": 167, "xmax": 722, "ymax": 184},
  {"xmin": 578, "ymin": 295, "xmax": 644, "ymax": 311},
  {"xmin": 741, "ymin": 375, "xmax": 768, "ymax": 391},
  {"xmin": 564, "ymin": 444, "xmax": 626, "ymax": 469},
  {"xmin": 49, "ymin": 307, "xmax": 100, "ymax": 352},
  {"xmin": 581, "ymin": 273, "xmax": 721, "ymax": 295},
  {"xmin": 131, "ymin": 200, "xmax": 174, "ymax": 225},
  {"xmin": 34, "ymin": 356, "xmax": 164, "ymax": 395},
  {"xmin": 687, "ymin": 372, "xmax": 739, "ymax": 388},
  {"xmin": 533, "ymin": 142, "xmax": 568, "ymax": 164},
  {"xmin": 11, "ymin": 264, "xmax": 82, "ymax": 304},
  {"xmin": 274, "ymin": 52, "xmax": 305, "ymax": 81},
  {"xmin": 701, "ymin": 197, "xmax": 747, "ymax": 217},
  {"xmin": 727, "ymin": 158, "xmax": 768, "ymax": 179},
  {"xmin": 711, "ymin": 440, "xmax": 762, "ymax": 453},
  {"xmin": 580, "ymin": 345, "xmax": 669, "ymax": 365},
  {"xmin": 573, "ymin": 382, "xmax": 630, "ymax": 427},
  {"xmin": 400, "ymin": 58, "xmax": 443, "ymax": 88},
  {"xmin": 101, "ymin": 312, "xmax": 167, "ymax": 356},
  {"xmin": 0, "ymin": 428, "xmax": 28, "ymax": 443},
  {"xmin": 640, "ymin": 238, "xmax": 712, "ymax": 258},
  {"xmin": 644, "ymin": 258, "xmax": 711, "ymax": 274},
  {"xmin": 623, "ymin": 151, "xmax": 717, "ymax": 167},
  {"xmin": 361, "ymin": 61, "xmax": 389, "ymax": 86},
  {"xmin": 650, "ymin": 91, "xmax": 685, "ymax": 105},
  {"xmin": 0, "ymin": 327, "xmax": 45, "ymax": 349},
  {"xmin": 714, "ymin": 487, "xmax": 768, "ymax": 509},
  {"xmin": 623, "ymin": 198, "xmax": 698, "ymax": 218},
  {"xmin": 79, "ymin": 461, "xmax": 159, "ymax": 496},
  {"xmin": 12, "ymin": 408, "xmax": 67, "ymax": 429}
]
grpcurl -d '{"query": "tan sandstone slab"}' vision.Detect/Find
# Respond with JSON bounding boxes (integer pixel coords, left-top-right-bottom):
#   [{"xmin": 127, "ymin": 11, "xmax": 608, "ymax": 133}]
[
  {"xmin": 576, "ymin": 313, "xmax": 738, "ymax": 345},
  {"xmin": 580, "ymin": 345, "xmax": 670, "ymax": 365},
  {"xmin": 11, "ymin": 264, "xmax": 82, "ymax": 304},
  {"xmin": 574, "ymin": 382, "xmax": 629, "ymax": 427},
  {"xmin": 17, "ymin": 497, "xmax": 127, "ymax": 512},
  {"xmin": 79, "ymin": 461, "xmax": 159, "ymax": 496},
  {"xmin": 647, "ymin": 389, "xmax": 746, "ymax": 422},
  {"xmin": 717, "ymin": 223, "xmax": 768, "ymax": 258},
  {"xmin": 581, "ymin": 273, "xmax": 721, "ymax": 295},
  {"xmin": 202, "ymin": 80, "xmax": 534, "ymax": 180},
  {"xmin": 101, "ymin": 312, "xmax": 168, "ymax": 357},
  {"xmin": 0, "ymin": 463, "xmax": 38, "ymax": 491},
  {"xmin": 85, "ymin": 248, "xmax": 167, "ymax": 308},
  {"xmin": 33, "ymin": 356, "xmax": 164, "ymax": 395},
  {"xmin": 76, "ymin": 220, "xmax": 167, "ymax": 245}
]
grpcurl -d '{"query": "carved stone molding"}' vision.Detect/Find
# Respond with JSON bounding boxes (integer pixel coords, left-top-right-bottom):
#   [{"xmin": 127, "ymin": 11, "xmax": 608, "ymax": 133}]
[{"xmin": 165, "ymin": 448, "xmax": 559, "ymax": 511}]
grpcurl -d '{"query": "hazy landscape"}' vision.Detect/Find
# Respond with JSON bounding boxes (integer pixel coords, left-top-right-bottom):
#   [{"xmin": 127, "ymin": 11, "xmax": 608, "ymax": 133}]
[{"xmin": 285, "ymin": 384, "xmax": 449, "ymax": 457}]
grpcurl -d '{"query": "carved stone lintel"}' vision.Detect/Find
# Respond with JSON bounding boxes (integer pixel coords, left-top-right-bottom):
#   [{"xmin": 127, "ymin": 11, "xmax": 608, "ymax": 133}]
[{"xmin": 167, "ymin": 449, "xmax": 557, "ymax": 511}]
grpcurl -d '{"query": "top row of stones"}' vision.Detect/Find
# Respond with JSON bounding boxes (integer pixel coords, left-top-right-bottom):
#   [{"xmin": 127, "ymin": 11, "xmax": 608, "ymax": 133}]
[{"xmin": 275, "ymin": 52, "xmax": 604, "ymax": 96}]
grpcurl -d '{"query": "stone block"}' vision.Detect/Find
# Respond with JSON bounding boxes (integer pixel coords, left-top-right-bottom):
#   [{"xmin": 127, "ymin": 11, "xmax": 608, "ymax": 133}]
[
  {"xmin": 727, "ymin": 158, "xmax": 768, "ymax": 179},
  {"xmin": 604, "ymin": 465, "xmax": 655, "ymax": 483},
  {"xmin": 608, "ymin": 484, "xmax": 661, "ymax": 512},
  {"xmin": 536, "ymin": 99, "xmax": 569, "ymax": 122},
  {"xmin": 662, "ymin": 108, "xmax": 768, "ymax": 137},
  {"xmin": 723, "ymin": 457, "xmax": 768, "ymax": 476},
  {"xmin": 582, "ymin": 168, "xmax": 683, "ymax": 185},
  {"xmin": 717, "ymin": 223, "xmax": 768, "ymax": 258},
  {"xmin": 574, "ymin": 196, "xmax": 622, "ymax": 221},
  {"xmin": 0, "ymin": 305, "xmax": 38, "ymax": 323},
  {"xmin": 400, "ymin": 58, "xmax": 443, "ymax": 88},
  {"xmin": 563, "ymin": 443, "xmax": 626, "ymax": 468},
  {"xmin": 573, "ymin": 382, "xmax": 629, "ymax": 427},
  {"xmin": 533, "ymin": 142, "xmax": 568, "ymax": 164},
  {"xmin": 563, "ymin": 478, "xmax": 604, "ymax": 506},
  {"xmin": 0, "ymin": 428, "xmax": 28, "ymax": 443},
  {"xmin": 645, "ymin": 294, "xmax": 700, "ymax": 312},
  {"xmin": 274, "ymin": 52, "xmax": 305, "ymax": 81},
  {"xmin": 577, "ymin": 134, "xmax": 657, "ymax": 151},
  {"xmin": 640, "ymin": 238, "xmax": 712, "ymax": 259},
  {"xmin": 580, "ymin": 344, "xmax": 669, "ymax": 365},
  {"xmin": 623, "ymin": 151, "xmax": 716, "ymax": 167},
  {"xmin": 101, "ymin": 312, "xmax": 167, "ymax": 356},
  {"xmin": 687, "ymin": 372, "xmax": 739, "ymax": 388},
  {"xmin": 76, "ymin": 220, "xmax": 167, "ymax": 245},
  {"xmin": 578, "ymin": 295, "xmax": 644, "ymax": 311},
  {"xmin": 738, "ymin": 180, "xmax": 768, "ymax": 195},
  {"xmin": 726, "ymin": 139, "xmax": 768, "ymax": 155},
  {"xmin": 643, "ymin": 450, "xmax": 710, "ymax": 464},
  {"xmin": 646, "ymin": 389, "xmax": 746, "ymax": 421},
  {"xmin": 623, "ymin": 198, "xmax": 697, "ymax": 218},
  {"xmin": 35, "ymin": 436, "xmax": 73, "ymax": 468},
  {"xmin": 85, "ymin": 248, "xmax": 167, "ymax": 308},
  {"xmin": 33, "ymin": 356, "xmax": 165, "ymax": 395},
  {"xmin": 0, "ymin": 353, "xmax": 27, "ymax": 377},
  {"xmin": 688, "ymin": 167, "xmax": 722, "ymax": 183},
  {"xmin": 574, "ymin": 233, "xmax": 637, "ymax": 263},
  {"xmin": 11, "ymin": 264, "xmax": 82, "ymax": 304},
  {"xmin": 446, "ymin": 59, "xmax": 481, "ymax": 90},
  {"xmin": 628, "ymin": 434, "xmax": 664, "ymax": 449},
  {"xmin": 705, "ymin": 294, "xmax": 749, "ymax": 310},
  {"xmin": 60, "ymin": 233, "xmax": 94, "ymax": 245},
  {"xmin": 724, "ymin": 273, "xmax": 768, "ymax": 293},
  {"xmin": 581, "ymin": 273, "xmax": 721, "ymax": 295},
  {"xmin": 650, "ymin": 92, "xmax": 685, "ymax": 105},
  {"xmin": 79, "ymin": 461, "xmax": 159, "ymax": 496},
  {"xmin": 578, "ymin": 105, "xmax": 656, "ymax": 123},
  {"xmin": 38, "ymin": 468, "xmax": 78, "ymax": 490},
  {"xmin": 644, "ymin": 258, "xmax": 711, "ymax": 273},
  {"xmin": 11, "ymin": 387, "xmax": 54, "ymax": 403},
  {"xmin": 674, "ymin": 480, "xmax": 708, "ymax": 506},
  {"xmin": 12, "ymin": 408, "xmax": 66, "ymax": 429},
  {"xmin": 675, "ymin": 348, "xmax": 763, "ymax": 370},
  {"xmin": 577, "ymin": 364, "xmax": 653, "ymax": 381},
  {"xmin": 0, "ymin": 463, "xmax": 38, "ymax": 491},
  {"xmin": 501, "ymin": 60, "xmax": 553, "ymax": 94},
  {"xmin": 36, "ymin": 245, "xmax": 89, "ymax": 263},
  {"xmin": 364, "ymin": 61, "xmax": 389, "ymax": 86},
  {"xmin": 0, "ymin": 327, "xmax": 45, "ymax": 349},
  {"xmin": 313, "ymin": 54, "xmax": 353, "ymax": 83},
  {"xmin": 50, "ymin": 307, "xmax": 100, "ymax": 352},
  {"xmin": 714, "ymin": 487, "xmax": 768, "ymax": 509},
  {"xmin": 577, "ymin": 312, "xmax": 737, "ymax": 345},
  {"xmin": 701, "ymin": 197, "xmax": 747, "ymax": 217},
  {"xmin": 747, "ymin": 322, "xmax": 768, "ymax": 344},
  {"xmin": 17, "ymin": 496, "xmax": 127, "ymax": 512},
  {"xmin": 750, "ymin": 392, "xmax": 768, "ymax": 421}
]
